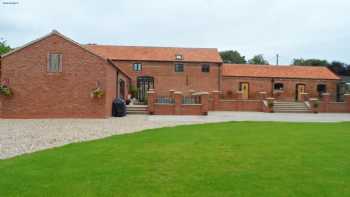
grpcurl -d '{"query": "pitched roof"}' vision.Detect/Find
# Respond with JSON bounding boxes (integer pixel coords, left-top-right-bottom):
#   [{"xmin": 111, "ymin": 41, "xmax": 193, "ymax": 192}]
[
  {"xmin": 1, "ymin": 30, "xmax": 106, "ymax": 61},
  {"xmin": 222, "ymin": 64, "xmax": 340, "ymax": 80},
  {"xmin": 84, "ymin": 45, "xmax": 223, "ymax": 63}
]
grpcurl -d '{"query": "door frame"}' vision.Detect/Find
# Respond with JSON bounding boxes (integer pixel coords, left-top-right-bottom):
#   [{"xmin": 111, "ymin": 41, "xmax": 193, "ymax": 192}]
[
  {"xmin": 239, "ymin": 82, "xmax": 249, "ymax": 99},
  {"xmin": 119, "ymin": 79, "xmax": 126, "ymax": 99},
  {"xmin": 136, "ymin": 76, "xmax": 154, "ymax": 102},
  {"xmin": 295, "ymin": 83, "xmax": 306, "ymax": 101}
]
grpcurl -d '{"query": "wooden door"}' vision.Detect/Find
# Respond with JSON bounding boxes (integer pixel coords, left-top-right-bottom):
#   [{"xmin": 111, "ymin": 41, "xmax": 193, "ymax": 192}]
[
  {"xmin": 240, "ymin": 82, "xmax": 249, "ymax": 99},
  {"xmin": 119, "ymin": 79, "xmax": 125, "ymax": 99},
  {"xmin": 296, "ymin": 84, "xmax": 305, "ymax": 101}
]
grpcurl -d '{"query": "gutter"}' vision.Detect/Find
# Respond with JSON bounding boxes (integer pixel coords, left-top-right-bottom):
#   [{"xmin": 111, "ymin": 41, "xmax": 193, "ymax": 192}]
[{"xmin": 106, "ymin": 59, "xmax": 131, "ymax": 81}]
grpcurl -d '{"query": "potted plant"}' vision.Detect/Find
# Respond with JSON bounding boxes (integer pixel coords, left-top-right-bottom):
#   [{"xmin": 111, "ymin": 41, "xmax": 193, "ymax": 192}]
[
  {"xmin": 267, "ymin": 99, "xmax": 274, "ymax": 113},
  {"xmin": 312, "ymin": 100, "xmax": 320, "ymax": 113},
  {"xmin": 0, "ymin": 84, "xmax": 13, "ymax": 97},
  {"xmin": 129, "ymin": 85, "xmax": 137, "ymax": 99},
  {"xmin": 90, "ymin": 87, "xmax": 105, "ymax": 99}
]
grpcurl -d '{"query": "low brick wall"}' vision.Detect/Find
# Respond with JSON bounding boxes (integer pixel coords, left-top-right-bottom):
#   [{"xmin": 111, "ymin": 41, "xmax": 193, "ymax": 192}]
[
  {"xmin": 315, "ymin": 93, "xmax": 350, "ymax": 113},
  {"xmin": 148, "ymin": 90, "xmax": 208, "ymax": 115},
  {"xmin": 215, "ymin": 100, "xmax": 262, "ymax": 111},
  {"xmin": 320, "ymin": 102, "xmax": 349, "ymax": 113},
  {"xmin": 209, "ymin": 91, "xmax": 263, "ymax": 112}
]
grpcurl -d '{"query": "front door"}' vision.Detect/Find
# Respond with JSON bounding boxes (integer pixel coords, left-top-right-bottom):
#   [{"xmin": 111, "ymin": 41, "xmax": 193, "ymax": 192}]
[
  {"xmin": 119, "ymin": 79, "xmax": 125, "ymax": 99},
  {"xmin": 137, "ymin": 76, "xmax": 154, "ymax": 102},
  {"xmin": 240, "ymin": 82, "xmax": 249, "ymax": 99},
  {"xmin": 296, "ymin": 84, "xmax": 305, "ymax": 101}
]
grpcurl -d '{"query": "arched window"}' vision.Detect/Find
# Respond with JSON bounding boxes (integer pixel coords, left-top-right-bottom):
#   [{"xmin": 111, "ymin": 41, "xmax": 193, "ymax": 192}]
[{"xmin": 274, "ymin": 83, "xmax": 284, "ymax": 91}]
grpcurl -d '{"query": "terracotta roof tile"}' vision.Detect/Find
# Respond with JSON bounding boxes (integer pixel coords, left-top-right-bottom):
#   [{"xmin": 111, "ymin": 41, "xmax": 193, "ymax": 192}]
[
  {"xmin": 222, "ymin": 64, "xmax": 340, "ymax": 80},
  {"xmin": 84, "ymin": 45, "xmax": 222, "ymax": 63}
]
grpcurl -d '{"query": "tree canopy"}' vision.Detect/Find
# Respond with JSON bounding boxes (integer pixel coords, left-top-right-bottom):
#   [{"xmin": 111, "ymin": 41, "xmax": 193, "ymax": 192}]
[
  {"xmin": 293, "ymin": 58, "xmax": 350, "ymax": 75},
  {"xmin": 292, "ymin": 58, "xmax": 329, "ymax": 66},
  {"xmin": 248, "ymin": 54, "xmax": 269, "ymax": 65},
  {"xmin": 219, "ymin": 50, "xmax": 246, "ymax": 64},
  {"xmin": 0, "ymin": 40, "xmax": 11, "ymax": 55}
]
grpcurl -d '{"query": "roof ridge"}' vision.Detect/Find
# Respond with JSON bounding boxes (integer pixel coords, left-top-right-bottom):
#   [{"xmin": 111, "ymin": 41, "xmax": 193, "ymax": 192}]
[{"xmin": 84, "ymin": 44, "xmax": 218, "ymax": 50}]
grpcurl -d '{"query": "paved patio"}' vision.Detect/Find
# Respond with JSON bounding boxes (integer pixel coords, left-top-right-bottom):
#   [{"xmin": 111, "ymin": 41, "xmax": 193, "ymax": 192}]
[
  {"xmin": 149, "ymin": 111, "xmax": 350, "ymax": 123},
  {"xmin": 1, "ymin": 112, "xmax": 349, "ymax": 159}
]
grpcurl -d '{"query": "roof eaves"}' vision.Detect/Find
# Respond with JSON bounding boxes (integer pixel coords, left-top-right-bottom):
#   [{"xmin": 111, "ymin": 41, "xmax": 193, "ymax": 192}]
[{"xmin": 1, "ymin": 30, "xmax": 107, "ymax": 62}]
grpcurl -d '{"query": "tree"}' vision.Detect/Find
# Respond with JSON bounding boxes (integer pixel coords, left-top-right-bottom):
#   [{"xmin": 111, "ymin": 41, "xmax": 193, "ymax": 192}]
[
  {"xmin": 219, "ymin": 50, "xmax": 246, "ymax": 64},
  {"xmin": 248, "ymin": 54, "xmax": 269, "ymax": 65},
  {"xmin": 328, "ymin": 61, "xmax": 347, "ymax": 75},
  {"xmin": 292, "ymin": 58, "xmax": 329, "ymax": 66},
  {"xmin": 0, "ymin": 40, "xmax": 11, "ymax": 55}
]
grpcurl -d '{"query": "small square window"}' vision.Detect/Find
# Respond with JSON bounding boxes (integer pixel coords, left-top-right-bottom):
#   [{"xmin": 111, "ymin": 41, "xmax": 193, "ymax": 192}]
[
  {"xmin": 133, "ymin": 63, "xmax": 142, "ymax": 71},
  {"xmin": 201, "ymin": 64, "xmax": 210, "ymax": 72},
  {"xmin": 175, "ymin": 64, "xmax": 184, "ymax": 72},
  {"xmin": 48, "ymin": 53, "xmax": 62, "ymax": 73},
  {"xmin": 175, "ymin": 54, "xmax": 183, "ymax": 60},
  {"xmin": 274, "ymin": 83, "xmax": 284, "ymax": 90}
]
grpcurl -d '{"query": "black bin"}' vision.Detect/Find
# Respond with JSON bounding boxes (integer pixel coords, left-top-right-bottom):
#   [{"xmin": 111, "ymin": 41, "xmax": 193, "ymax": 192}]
[{"xmin": 112, "ymin": 98, "xmax": 126, "ymax": 117}]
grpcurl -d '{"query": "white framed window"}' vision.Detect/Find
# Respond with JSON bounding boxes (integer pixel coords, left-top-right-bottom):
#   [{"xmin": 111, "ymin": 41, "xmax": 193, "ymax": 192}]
[
  {"xmin": 201, "ymin": 64, "xmax": 210, "ymax": 72},
  {"xmin": 175, "ymin": 63, "xmax": 184, "ymax": 72},
  {"xmin": 175, "ymin": 54, "xmax": 183, "ymax": 60},
  {"xmin": 48, "ymin": 53, "xmax": 62, "ymax": 73},
  {"xmin": 133, "ymin": 63, "xmax": 142, "ymax": 71},
  {"xmin": 274, "ymin": 83, "xmax": 284, "ymax": 90}
]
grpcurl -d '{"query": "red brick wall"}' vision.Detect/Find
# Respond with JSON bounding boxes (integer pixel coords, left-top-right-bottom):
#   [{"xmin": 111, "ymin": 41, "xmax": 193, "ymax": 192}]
[
  {"xmin": 0, "ymin": 34, "xmax": 116, "ymax": 118},
  {"xmin": 113, "ymin": 60, "xmax": 220, "ymax": 95},
  {"xmin": 215, "ymin": 100, "xmax": 262, "ymax": 111},
  {"xmin": 222, "ymin": 76, "xmax": 338, "ymax": 101}
]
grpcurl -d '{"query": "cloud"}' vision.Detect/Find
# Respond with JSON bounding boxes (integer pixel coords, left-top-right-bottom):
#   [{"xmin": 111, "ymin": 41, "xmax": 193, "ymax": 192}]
[{"xmin": 1, "ymin": 0, "xmax": 349, "ymax": 64}]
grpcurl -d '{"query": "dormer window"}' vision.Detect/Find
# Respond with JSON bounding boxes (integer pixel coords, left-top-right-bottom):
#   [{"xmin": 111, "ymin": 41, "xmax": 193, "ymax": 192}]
[{"xmin": 175, "ymin": 54, "xmax": 183, "ymax": 60}]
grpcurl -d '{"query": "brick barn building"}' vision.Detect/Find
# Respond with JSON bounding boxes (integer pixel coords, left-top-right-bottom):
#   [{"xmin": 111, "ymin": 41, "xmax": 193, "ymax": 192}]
[
  {"xmin": 0, "ymin": 30, "xmax": 345, "ymax": 118},
  {"xmin": 222, "ymin": 64, "xmax": 340, "ymax": 101}
]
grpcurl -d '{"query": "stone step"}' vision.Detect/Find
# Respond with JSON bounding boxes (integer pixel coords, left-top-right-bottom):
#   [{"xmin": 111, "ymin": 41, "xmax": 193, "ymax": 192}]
[
  {"xmin": 273, "ymin": 101, "xmax": 310, "ymax": 113},
  {"xmin": 127, "ymin": 110, "xmax": 149, "ymax": 114},
  {"xmin": 126, "ymin": 105, "xmax": 149, "ymax": 114}
]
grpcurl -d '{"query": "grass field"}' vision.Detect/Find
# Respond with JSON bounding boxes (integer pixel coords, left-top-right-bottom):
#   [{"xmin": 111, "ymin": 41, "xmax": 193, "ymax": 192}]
[{"xmin": 1, "ymin": 122, "xmax": 350, "ymax": 197}]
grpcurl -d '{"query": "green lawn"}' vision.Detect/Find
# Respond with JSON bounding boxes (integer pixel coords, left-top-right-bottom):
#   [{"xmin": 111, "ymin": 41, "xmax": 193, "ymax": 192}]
[{"xmin": 1, "ymin": 122, "xmax": 350, "ymax": 197}]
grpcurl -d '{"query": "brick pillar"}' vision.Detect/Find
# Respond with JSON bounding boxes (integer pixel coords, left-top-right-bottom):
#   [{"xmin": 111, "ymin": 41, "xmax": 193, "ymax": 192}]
[
  {"xmin": 258, "ymin": 92, "xmax": 267, "ymax": 100},
  {"xmin": 300, "ymin": 92, "xmax": 309, "ymax": 102},
  {"xmin": 147, "ymin": 89, "xmax": 156, "ymax": 114},
  {"xmin": 174, "ymin": 91, "xmax": 182, "ymax": 115},
  {"xmin": 169, "ymin": 89, "xmax": 175, "ymax": 99},
  {"xmin": 211, "ymin": 90, "xmax": 220, "ymax": 110},
  {"xmin": 345, "ymin": 94, "xmax": 350, "ymax": 112},
  {"xmin": 188, "ymin": 89, "xmax": 196, "ymax": 96},
  {"xmin": 200, "ymin": 92, "xmax": 209, "ymax": 115},
  {"xmin": 322, "ymin": 93, "xmax": 331, "ymax": 112}
]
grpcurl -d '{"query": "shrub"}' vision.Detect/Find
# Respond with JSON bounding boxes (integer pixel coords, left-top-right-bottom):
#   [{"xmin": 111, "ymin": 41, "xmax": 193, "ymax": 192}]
[
  {"xmin": 0, "ymin": 84, "xmax": 12, "ymax": 96},
  {"xmin": 129, "ymin": 85, "xmax": 138, "ymax": 98}
]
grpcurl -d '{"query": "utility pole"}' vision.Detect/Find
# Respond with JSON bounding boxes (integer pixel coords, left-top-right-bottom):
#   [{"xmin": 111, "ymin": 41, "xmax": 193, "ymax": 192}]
[{"xmin": 276, "ymin": 54, "xmax": 279, "ymax": 65}]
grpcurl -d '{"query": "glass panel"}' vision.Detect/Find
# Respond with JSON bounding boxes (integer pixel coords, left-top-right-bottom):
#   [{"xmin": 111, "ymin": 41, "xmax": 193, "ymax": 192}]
[{"xmin": 49, "ymin": 54, "xmax": 61, "ymax": 72}]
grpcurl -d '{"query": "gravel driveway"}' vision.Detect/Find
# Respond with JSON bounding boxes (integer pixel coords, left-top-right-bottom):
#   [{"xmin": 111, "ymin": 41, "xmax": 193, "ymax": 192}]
[
  {"xmin": 0, "ymin": 115, "xmax": 194, "ymax": 159},
  {"xmin": 1, "ymin": 112, "xmax": 350, "ymax": 159}
]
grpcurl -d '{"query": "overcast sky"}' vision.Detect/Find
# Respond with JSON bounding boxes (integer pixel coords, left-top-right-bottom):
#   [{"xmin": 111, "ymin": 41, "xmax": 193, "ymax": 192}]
[{"xmin": 1, "ymin": 0, "xmax": 349, "ymax": 64}]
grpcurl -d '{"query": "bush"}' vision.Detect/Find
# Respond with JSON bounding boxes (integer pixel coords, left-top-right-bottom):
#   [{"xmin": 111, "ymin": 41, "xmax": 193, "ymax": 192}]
[
  {"xmin": 129, "ymin": 85, "xmax": 137, "ymax": 98},
  {"xmin": 268, "ymin": 101, "xmax": 274, "ymax": 108},
  {"xmin": 0, "ymin": 84, "xmax": 12, "ymax": 96}
]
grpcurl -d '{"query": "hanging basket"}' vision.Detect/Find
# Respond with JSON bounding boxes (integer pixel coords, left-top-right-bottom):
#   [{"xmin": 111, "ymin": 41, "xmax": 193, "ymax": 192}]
[
  {"xmin": 0, "ymin": 84, "xmax": 13, "ymax": 97},
  {"xmin": 90, "ymin": 87, "xmax": 105, "ymax": 99}
]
